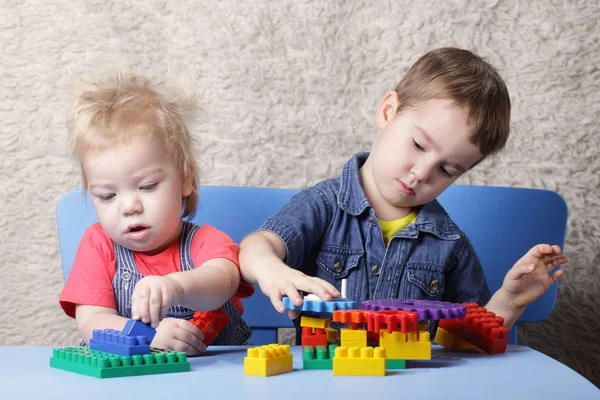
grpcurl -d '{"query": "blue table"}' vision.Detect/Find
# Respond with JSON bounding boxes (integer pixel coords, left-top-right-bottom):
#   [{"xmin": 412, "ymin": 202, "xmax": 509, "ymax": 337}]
[{"xmin": 1, "ymin": 345, "xmax": 597, "ymax": 399}]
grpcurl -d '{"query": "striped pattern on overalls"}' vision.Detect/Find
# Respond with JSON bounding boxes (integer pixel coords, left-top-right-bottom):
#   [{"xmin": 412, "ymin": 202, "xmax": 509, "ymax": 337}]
[{"xmin": 111, "ymin": 221, "xmax": 252, "ymax": 345}]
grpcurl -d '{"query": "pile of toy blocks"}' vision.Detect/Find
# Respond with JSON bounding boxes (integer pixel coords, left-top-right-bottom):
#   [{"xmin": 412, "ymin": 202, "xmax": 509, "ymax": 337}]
[
  {"xmin": 50, "ymin": 320, "xmax": 190, "ymax": 378},
  {"xmin": 244, "ymin": 297, "xmax": 510, "ymax": 377}
]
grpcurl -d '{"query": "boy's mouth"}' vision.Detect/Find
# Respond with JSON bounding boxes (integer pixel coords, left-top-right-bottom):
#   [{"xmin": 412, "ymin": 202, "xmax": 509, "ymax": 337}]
[
  {"xmin": 128, "ymin": 225, "xmax": 148, "ymax": 232},
  {"xmin": 396, "ymin": 180, "xmax": 415, "ymax": 195}
]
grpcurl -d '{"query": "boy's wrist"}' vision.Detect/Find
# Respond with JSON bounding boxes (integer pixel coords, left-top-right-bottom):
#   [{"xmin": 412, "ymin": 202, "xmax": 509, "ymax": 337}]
[{"xmin": 493, "ymin": 287, "xmax": 526, "ymax": 313}]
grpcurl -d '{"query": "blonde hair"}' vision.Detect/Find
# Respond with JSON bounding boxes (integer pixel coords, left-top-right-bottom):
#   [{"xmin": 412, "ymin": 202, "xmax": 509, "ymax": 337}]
[
  {"xmin": 68, "ymin": 72, "xmax": 201, "ymax": 218},
  {"xmin": 394, "ymin": 47, "xmax": 511, "ymax": 158}
]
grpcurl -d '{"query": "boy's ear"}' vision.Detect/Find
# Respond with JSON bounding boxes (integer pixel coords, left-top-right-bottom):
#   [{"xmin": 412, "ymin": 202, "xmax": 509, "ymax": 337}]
[{"xmin": 376, "ymin": 91, "xmax": 400, "ymax": 130}]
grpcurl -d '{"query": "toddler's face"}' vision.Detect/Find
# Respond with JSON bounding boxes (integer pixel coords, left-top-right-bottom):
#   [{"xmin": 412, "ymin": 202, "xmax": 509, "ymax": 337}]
[
  {"xmin": 367, "ymin": 97, "xmax": 483, "ymax": 212},
  {"xmin": 82, "ymin": 133, "xmax": 192, "ymax": 254}
]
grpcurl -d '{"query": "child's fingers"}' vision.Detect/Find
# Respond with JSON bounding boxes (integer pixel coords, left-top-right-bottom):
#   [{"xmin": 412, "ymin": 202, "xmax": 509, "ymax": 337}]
[
  {"xmin": 149, "ymin": 290, "xmax": 162, "ymax": 328},
  {"xmin": 135, "ymin": 286, "xmax": 151, "ymax": 324},
  {"xmin": 551, "ymin": 268, "xmax": 565, "ymax": 282},
  {"xmin": 288, "ymin": 310, "xmax": 301, "ymax": 319},
  {"xmin": 178, "ymin": 319, "xmax": 206, "ymax": 343},
  {"xmin": 280, "ymin": 281, "xmax": 303, "ymax": 306},
  {"xmin": 269, "ymin": 291, "xmax": 287, "ymax": 313},
  {"xmin": 313, "ymin": 277, "xmax": 341, "ymax": 297},
  {"xmin": 296, "ymin": 278, "xmax": 333, "ymax": 302},
  {"xmin": 508, "ymin": 263, "xmax": 536, "ymax": 280}
]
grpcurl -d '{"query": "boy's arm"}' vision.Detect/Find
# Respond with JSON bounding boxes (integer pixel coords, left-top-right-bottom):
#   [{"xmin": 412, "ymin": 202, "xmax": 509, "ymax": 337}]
[
  {"xmin": 485, "ymin": 244, "xmax": 567, "ymax": 329},
  {"xmin": 239, "ymin": 230, "xmax": 339, "ymax": 313}
]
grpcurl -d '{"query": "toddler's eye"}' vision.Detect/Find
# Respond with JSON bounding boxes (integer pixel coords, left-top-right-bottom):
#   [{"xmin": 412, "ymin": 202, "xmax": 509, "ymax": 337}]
[
  {"xmin": 412, "ymin": 139, "xmax": 424, "ymax": 151},
  {"xmin": 140, "ymin": 183, "xmax": 158, "ymax": 191},
  {"xmin": 98, "ymin": 193, "xmax": 115, "ymax": 202}
]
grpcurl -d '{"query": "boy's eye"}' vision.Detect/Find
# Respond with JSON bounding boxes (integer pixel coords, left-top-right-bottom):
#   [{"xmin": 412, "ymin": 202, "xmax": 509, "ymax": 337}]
[
  {"xmin": 140, "ymin": 183, "xmax": 158, "ymax": 191},
  {"xmin": 98, "ymin": 193, "xmax": 115, "ymax": 202},
  {"xmin": 412, "ymin": 139, "xmax": 424, "ymax": 151},
  {"xmin": 439, "ymin": 166, "xmax": 455, "ymax": 178}
]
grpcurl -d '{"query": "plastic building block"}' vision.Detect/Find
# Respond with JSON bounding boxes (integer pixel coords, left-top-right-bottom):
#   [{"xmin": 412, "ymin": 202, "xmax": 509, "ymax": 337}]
[
  {"xmin": 386, "ymin": 359, "xmax": 406, "ymax": 369},
  {"xmin": 89, "ymin": 329, "xmax": 151, "ymax": 356},
  {"xmin": 188, "ymin": 308, "xmax": 230, "ymax": 345},
  {"xmin": 121, "ymin": 320, "xmax": 156, "ymax": 343},
  {"xmin": 300, "ymin": 316, "xmax": 330, "ymax": 330},
  {"xmin": 325, "ymin": 328, "xmax": 339, "ymax": 343},
  {"xmin": 437, "ymin": 302, "xmax": 508, "ymax": 355},
  {"xmin": 303, "ymin": 344, "xmax": 337, "ymax": 370},
  {"xmin": 282, "ymin": 296, "xmax": 356, "ymax": 312},
  {"xmin": 301, "ymin": 327, "xmax": 327, "ymax": 347},
  {"xmin": 333, "ymin": 346, "xmax": 386, "ymax": 376},
  {"xmin": 333, "ymin": 309, "xmax": 418, "ymax": 333},
  {"xmin": 340, "ymin": 328, "xmax": 367, "ymax": 348},
  {"xmin": 244, "ymin": 344, "xmax": 293, "ymax": 377},
  {"xmin": 50, "ymin": 346, "xmax": 189, "ymax": 378},
  {"xmin": 379, "ymin": 330, "xmax": 431, "ymax": 360},
  {"xmin": 361, "ymin": 299, "xmax": 466, "ymax": 320},
  {"xmin": 434, "ymin": 327, "xmax": 474, "ymax": 350}
]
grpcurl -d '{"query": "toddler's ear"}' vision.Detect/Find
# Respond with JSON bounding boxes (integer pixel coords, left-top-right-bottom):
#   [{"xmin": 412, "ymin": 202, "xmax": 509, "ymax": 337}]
[
  {"xmin": 376, "ymin": 91, "xmax": 400, "ymax": 130},
  {"xmin": 181, "ymin": 162, "xmax": 195, "ymax": 197}
]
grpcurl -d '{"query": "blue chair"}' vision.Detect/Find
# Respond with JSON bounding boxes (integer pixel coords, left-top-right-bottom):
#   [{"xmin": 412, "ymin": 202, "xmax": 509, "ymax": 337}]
[{"xmin": 57, "ymin": 185, "xmax": 567, "ymax": 345}]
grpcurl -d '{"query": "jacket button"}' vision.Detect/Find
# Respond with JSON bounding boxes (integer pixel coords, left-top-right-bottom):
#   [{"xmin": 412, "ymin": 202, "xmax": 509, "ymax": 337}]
[
  {"xmin": 333, "ymin": 263, "xmax": 343, "ymax": 273},
  {"xmin": 429, "ymin": 279, "xmax": 439, "ymax": 291},
  {"xmin": 371, "ymin": 265, "xmax": 381, "ymax": 276}
]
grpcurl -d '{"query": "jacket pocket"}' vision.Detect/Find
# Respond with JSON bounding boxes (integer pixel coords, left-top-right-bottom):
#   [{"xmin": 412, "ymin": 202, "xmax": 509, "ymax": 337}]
[
  {"xmin": 316, "ymin": 244, "xmax": 363, "ymax": 280},
  {"xmin": 405, "ymin": 263, "xmax": 446, "ymax": 298}
]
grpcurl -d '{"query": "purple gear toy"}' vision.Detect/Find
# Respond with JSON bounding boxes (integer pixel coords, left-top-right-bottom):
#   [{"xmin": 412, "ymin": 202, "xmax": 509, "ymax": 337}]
[{"xmin": 360, "ymin": 299, "xmax": 466, "ymax": 320}]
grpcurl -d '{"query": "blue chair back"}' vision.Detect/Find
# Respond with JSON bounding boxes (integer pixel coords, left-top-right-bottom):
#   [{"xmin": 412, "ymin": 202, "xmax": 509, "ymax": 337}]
[{"xmin": 57, "ymin": 185, "xmax": 567, "ymax": 345}]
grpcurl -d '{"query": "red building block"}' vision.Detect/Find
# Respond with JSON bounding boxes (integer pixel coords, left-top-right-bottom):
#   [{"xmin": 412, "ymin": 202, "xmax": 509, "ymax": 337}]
[
  {"xmin": 302, "ymin": 327, "xmax": 328, "ymax": 347},
  {"xmin": 437, "ymin": 302, "xmax": 508, "ymax": 355},
  {"xmin": 188, "ymin": 308, "xmax": 230, "ymax": 346},
  {"xmin": 332, "ymin": 309, "xmax": 418, "ymax": 333}
]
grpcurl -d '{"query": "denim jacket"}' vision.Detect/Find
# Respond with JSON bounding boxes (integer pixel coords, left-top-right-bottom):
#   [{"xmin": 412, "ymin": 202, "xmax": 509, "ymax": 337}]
[{"xmin": 262, "ymin": 152, "xmax": 490, "ymax": 306}]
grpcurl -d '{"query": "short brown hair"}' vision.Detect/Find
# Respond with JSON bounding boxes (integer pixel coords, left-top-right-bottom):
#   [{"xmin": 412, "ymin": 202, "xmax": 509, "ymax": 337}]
[
  {"xmin": 68, "ymin": 72, "xmax": 201, "ymax": 218},
  {"xmin": 394, "ymin": 47, "xmax": 511, "ymax": 157}
]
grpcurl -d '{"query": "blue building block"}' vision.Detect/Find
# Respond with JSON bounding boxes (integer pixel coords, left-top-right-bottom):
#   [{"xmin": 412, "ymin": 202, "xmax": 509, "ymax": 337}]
[
  {"xmin": 282, "ymin": 297, "xmax": 356, "ymax": 313},
  {"xmin": 122, "ymin": 319, "xmax": 156, "ymax": 342},
  {"xmin": 89, "ymin": 329, "xmax": 151, "ymax": 356}
]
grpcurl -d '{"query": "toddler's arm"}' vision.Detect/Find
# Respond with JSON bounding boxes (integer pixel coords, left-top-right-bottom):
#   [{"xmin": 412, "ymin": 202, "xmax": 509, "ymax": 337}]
[
  {"xmin": 131, "ymin": 258, "xmax": 241, "ymax": 328},
  {"xmin": 485, "ymin": 244, "xmax": 567, "ymax": 329},
  {"xmin": 239, "ymin": 230, "xmax": 339, "ymax": 315}
]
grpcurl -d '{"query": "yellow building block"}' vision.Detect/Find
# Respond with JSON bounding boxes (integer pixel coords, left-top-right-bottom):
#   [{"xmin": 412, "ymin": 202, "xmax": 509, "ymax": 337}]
[
  {"xmin": 244, "ymin": 344, "xmax": 293, "ymax": 377},
  {"xmin": 340, "ymin": 328, "xmax": 367, "ymax": 348},
  {"xmin": 300, "ymin": 316, "xmax": 330, "ymax": 330},
  {"xmin": 379, "ymin": 330, "xmax": 431, "ymax": 360},
  {"xmin": 333, "ymin": 346, "xmax": 386, "ymax": 376},
  {"xmin": 434, "ymin": 327, "xmax": 475, "ymax": 350}
]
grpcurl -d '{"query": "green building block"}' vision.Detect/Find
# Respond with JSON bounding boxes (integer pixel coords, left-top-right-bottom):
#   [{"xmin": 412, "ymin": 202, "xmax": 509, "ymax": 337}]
[
  {"xmin": 386, "ymin": 359, "xmax": 406, "ymax": 369},
  {"xmin": 50, "ymin": 346, "xmax": 190, "ymax": 378},
  {"xmin": 303, "ymin": 344, "xmax": 338, "ymax": 370}
]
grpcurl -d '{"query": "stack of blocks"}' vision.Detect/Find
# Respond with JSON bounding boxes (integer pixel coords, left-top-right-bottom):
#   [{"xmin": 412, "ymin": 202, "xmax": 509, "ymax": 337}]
[
  {"xmin": 49, "ymin": 320, "xmax": 190, "ymax": 378},
  {"xmin": 245, "ymin": 298, "xmax": 508, "ymax": 377}
]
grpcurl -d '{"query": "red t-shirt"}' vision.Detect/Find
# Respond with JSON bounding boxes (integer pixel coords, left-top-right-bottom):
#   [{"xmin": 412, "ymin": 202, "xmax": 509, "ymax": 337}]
[{"xmin": 59, "ymin": 223, "xmax": 254, "ymax": 318}]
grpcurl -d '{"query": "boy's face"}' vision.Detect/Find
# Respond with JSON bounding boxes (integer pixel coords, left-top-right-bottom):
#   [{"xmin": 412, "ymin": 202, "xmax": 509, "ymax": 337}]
[
  {"xmin": 82, "ymin": 133, "xmax": 192, "ymax": 255},
  {"xmin": 364, "ymin": 94, "xmax": 483, "ymax": 215}
]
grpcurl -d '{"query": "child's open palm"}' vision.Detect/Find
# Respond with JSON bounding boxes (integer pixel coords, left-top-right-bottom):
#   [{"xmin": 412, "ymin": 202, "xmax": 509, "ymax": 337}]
[{"xmin": 501, "ymin": 244, "xmax": 567, "ymax": 309}]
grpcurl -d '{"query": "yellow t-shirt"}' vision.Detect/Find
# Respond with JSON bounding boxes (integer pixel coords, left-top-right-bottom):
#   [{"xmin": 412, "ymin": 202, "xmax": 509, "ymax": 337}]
[{"xmin": 379, "ymin": 210, "xmax": 418, "ymax": 246}]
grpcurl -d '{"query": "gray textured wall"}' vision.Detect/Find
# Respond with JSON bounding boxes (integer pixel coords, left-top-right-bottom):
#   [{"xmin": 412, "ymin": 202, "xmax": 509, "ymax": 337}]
[{"xmin": 0, "ymin": 0, "xmax": 598, "ymax": 387}]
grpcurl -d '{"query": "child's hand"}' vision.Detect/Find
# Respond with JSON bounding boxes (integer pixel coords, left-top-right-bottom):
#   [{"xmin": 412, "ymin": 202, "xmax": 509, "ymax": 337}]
[
  {"xmin": 131, "ymin": 276, "xmax": 184, "ymax": 328},
  {"xmin": 500, "ymin": 244, "xmax": 567, "ymax": 309},
  {"xmin": 256, "ymin": 262, "xmax": 340, "ymax": 317},
  {"xmin": 151, "ymin": 317, "xmax": 206, "ymax": 356}
]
